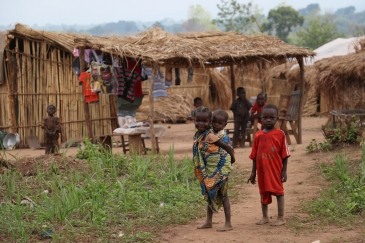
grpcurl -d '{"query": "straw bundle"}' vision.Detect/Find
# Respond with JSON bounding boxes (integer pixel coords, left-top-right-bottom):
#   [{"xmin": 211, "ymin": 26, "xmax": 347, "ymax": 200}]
[
  {"xmin": 136, "ymin": 92, "xmax": 193, "ymax": 123},
  {"xmin": 205, "ymin": 68, "xmax": 232, "ymax": 110}
]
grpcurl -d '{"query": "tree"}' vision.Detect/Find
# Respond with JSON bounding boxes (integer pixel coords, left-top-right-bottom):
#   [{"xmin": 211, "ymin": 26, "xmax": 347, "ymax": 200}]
[
  {"xmin": 182, "ymin": 4, "xmax": 218, "ymax": 32},
  {"xmin": 298, "ymin": 4, "xmax": 320, "ymax": 17},
  {"xmin": 291, "ymin": 13, "xmax": 345, "ymax": 50},
  {"xmin": 215, "ymin": 0, "xmax": 257, "ymax": 33},
  {"xmin": 261, "ymin": 5, "xmax": 304, "ymax": 42}
]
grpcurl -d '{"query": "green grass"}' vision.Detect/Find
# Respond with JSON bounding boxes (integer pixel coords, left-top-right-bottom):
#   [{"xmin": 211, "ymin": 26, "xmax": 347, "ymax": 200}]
[
  {"xmin": 0, "ymin": 140, "xmax": 244, "ymax": 242},
  {"xmin": 288, "ymin": 144, "xmax": 365, "ymax": 235}
]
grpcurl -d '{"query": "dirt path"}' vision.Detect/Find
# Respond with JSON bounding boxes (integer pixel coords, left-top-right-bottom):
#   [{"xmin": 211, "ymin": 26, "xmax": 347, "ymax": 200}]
[{"xmin": 3, "ymin": 117, "xmax": 363, "ymax": 242}]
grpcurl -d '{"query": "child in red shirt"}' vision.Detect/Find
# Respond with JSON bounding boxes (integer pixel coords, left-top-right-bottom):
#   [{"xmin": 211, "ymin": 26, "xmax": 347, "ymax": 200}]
[
  {"xmin": 250, "ymin": 93, "xmax": 266, "ymax": 126},
  {"xmin": 247, "ymin": 104, "xmax": 290, "ymax": 226}
]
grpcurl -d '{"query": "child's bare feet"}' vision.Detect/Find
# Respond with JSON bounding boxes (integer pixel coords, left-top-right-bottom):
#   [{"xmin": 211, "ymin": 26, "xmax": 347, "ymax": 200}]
[
  {"xmin": 270, "ymin": 218, "xmax": 286, "ymax": 226},
  {"xmin": 216, "ymin": 224, "xmax": 233, "ymax": 232},
  {"xmin": 256, "ymin": 217, "xmax": 269, "ymax": 225},
  {"xmin": 197, "ymin": 223, "xmax": 212, "ymax": 229}
]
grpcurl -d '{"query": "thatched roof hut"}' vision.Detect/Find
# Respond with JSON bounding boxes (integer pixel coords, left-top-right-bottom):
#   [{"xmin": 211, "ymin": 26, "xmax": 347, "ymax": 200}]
[
  {"xmin": 1, "ymin": 23, "xmax": 314, "ymax": 148},
  {"xmin": 311, "ymin": 50, "xmax": 365, "ymax": 111}
]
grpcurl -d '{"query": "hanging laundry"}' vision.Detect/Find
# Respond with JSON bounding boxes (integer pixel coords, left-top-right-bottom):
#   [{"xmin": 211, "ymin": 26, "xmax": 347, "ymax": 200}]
[
  {"xmin": 90, "ymin": 62, "xmax": 103, "ymax": 93},
  {"xmin": 165, "ymin": 67, "xmax": 173, "ymax": 86},
  {"xmin": 187, "ymin": 68, "xmax": 194, "ymax": 83},
  {"xmin": 73, "ymin": 48, "xmax": 91, "ymax": 63},
  {"xmin": 142, "ymin": 66, "xmax": 168, "ymax": 98},
  {"xmin": 113, "ymin": 66, "xmax": 141, "ymax": 103},
  {"xmin": 125, "ymin": 59, "xmax": 143, "ymax": 97},
  {"xmin": 79, "ymin": 72, "xmax": 99, "ymax": 103},
  {"xmin": 175, "ymin": 68, "xmax": 181, "ymax": 85}
]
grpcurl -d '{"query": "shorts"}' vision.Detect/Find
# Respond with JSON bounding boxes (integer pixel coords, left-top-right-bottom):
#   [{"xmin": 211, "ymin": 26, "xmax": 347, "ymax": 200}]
[{"xmin": 260, "ymin": 192, "xmax": 283, "ymax": 204}]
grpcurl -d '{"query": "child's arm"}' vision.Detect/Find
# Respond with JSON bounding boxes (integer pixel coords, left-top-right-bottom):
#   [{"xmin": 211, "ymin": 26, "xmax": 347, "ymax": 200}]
[
  {"xmin": 282, "ymin": 157, "xmax": 288, "ymax": 182},
  {"xmin": 247, "ymin": 160, "xmax": 256, "ymax": 184},
  {"xmin": 229, "ymin": 100, "xmax": 236, "ymax": 111},
  {"xmin": 214, "ymin": 140, "xmax": 235, "ymax": 164}
]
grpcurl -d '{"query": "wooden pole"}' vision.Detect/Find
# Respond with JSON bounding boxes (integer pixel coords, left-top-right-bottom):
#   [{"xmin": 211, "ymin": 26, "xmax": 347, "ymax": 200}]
[
  {"xmin": 256, "ymin": 61, "xmax": 266, "ymax": 94},
  {"xmin": 230, "ymin": 64, "xmax": 236, "ymax": 102},
  {"xmin": 297, "ymin": 57, "xmax": 305, "ymax": 144},
  {"xmin": 5, "ymin": 38, "xmax": 18, "ymax": 133},
  {"xmin": 109, "ymin": 95, "xmax": 118, "ymax": 131},
  {"xmin": 148, "ymin": 64, "xmax": 157, "ymax": 154},
  {"xmin": 79, "ymin": 47, "xmax": 93, "ymax": 140}
]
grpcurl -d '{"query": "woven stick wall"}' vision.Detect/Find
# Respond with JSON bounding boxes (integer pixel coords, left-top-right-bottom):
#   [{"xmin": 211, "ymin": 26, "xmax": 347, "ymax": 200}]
[{"xmin": 0, "ymin": 37, "xmax": 115, "ymax": 147}]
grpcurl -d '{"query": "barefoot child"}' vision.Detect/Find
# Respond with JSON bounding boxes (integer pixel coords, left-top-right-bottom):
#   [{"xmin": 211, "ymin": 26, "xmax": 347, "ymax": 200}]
[
  {"xmin": 230, "ymin": 87, "xmax": 252, "ymax": 148},
  {"xmin": 247, "ymin": 104, "xmax": 290, "ymax": 226},
  {"xmin": 250, "ymin": 93, "xmax": 266, "ymax": 127},
  {"xmin": 212, "ymin": 109, "xmax": 235, "ymax": 164},
  {"xmin": 41, "ymin": 104, "xmax": 61, "ymax": 154},
  {"xmin": 193, "ymin": 106, "xmax": 233, "ymax": 232}
]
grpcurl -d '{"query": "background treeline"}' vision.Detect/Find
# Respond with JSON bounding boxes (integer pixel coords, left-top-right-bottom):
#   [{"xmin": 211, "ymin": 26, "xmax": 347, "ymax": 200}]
[{"xmin": 1, "ymin": 2, "xmax": 364, "ymax": 50}]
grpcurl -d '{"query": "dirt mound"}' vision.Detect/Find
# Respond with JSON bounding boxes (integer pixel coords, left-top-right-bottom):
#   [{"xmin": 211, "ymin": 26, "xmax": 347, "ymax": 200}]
[{"xmin": 1, "ymin": 154, "xmax": 85, "ymax": 176}]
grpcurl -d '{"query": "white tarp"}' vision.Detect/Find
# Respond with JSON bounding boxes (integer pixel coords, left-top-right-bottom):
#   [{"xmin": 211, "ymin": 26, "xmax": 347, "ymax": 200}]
[{"xmin": 291, "ymin": 36, "xmax": 364, "ymax": 70}]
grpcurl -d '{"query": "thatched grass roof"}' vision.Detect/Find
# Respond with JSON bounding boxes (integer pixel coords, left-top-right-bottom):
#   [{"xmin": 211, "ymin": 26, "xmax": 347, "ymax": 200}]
[
  {"xmin": 8, "ymin": 23, "xmax": 314, "ymax": 68},
  {"xmin": 265, "ymin": 61, "xmax": 298, "ymax": 81},
  {"xmin": 314, "ymin": 50, "xmax": 365, "ymax": 90}
]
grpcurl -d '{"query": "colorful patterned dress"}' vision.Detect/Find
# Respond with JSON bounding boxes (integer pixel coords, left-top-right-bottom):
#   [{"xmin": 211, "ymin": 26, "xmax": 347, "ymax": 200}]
[{"xmin": 193, "ymin": 129, "xmax": 233, "ymax": 212}]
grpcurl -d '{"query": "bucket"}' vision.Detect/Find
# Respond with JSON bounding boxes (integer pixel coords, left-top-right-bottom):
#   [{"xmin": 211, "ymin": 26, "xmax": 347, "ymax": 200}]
[
  {"xmin": 0, "ymin": 131, "xmax": 7, "ymax": 149},
  {"xmin": 3, "ymin": 133, "xmax": 20, "ymax": 150}
]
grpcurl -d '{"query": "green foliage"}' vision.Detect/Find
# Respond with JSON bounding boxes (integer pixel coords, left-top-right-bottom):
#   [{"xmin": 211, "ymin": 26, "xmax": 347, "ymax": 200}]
[
  {"xmin": 306, "ymin": 139, "xmax": 332, "ymax": 154},
  {"xmin": 290, "ymin": 12, "xmax": 345, "ymax": 50},
  {"xmin": 0, "ymin": 146, "xmax": 206, "ymax": 242},
  {"xmin": 303, "ymin": 145, "xmax": 365, "ymax": 225},
  {"xmin": 323, "ymin": 116, "xmax": 363, "ymax": 145},
  {"xmin": 215, "ymin": 0, "xmax": 257, "ymax": 33},
  {"xmin": 182, "ymin": 4, "xmax": 219, "ymax": 32},
  {"xmin": 261, "ymin": 5, "xmax": 304, "ymax": 42}
]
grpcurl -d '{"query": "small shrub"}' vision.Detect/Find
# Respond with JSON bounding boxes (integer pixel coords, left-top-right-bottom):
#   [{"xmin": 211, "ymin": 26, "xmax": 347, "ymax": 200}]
[{"xmin": 306, "ymin": 139, "xmax": 332, "ymax": 153}]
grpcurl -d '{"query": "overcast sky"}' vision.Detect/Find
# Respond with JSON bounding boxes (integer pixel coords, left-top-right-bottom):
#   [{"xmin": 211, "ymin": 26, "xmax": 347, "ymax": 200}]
[{"xmin": 1, "ymin": 0, "xmax": 364, "ymax": 26}]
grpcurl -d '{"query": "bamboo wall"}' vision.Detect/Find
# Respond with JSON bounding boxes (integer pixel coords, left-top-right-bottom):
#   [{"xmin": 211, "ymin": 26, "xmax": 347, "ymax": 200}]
[{"xmin": 0, "ymin": 37, "xmax": 115, "ymax": 147}]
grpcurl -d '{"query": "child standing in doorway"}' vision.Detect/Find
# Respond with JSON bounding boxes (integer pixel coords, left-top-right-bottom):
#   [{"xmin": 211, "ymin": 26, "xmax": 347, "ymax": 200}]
[
  {"xmin": 230, "ymin": 87, "xmax": 252, "ymax": 148},
  {"xmin": 193, "ymin": 106, "xmax": 233, "ymax": 232},
  {"xmin": 187, "ymin": 97, "xmax": 203, "ymax": 121},
  {"xmin": 247, "ymin": 104, "xmax": 290, "ymax": 226},
  {"xmin": 41, "ymin": 104, "xmax": 61, "ymax": 154}
]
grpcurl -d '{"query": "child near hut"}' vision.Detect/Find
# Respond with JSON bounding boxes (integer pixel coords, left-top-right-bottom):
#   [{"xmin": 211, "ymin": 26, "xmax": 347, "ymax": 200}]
[
  {"xmin": 41, "ymin": 104, "xmax": 61, "ymax": 154},
  {"xmin": 230, "ymin": 87, "xmax": 252, "ymax": 148},
  {"xmin": 247, "ymin": 104, "xmax": 290, "ymax": 226},
  {"xmin": 250, "ymin": 93, "xmax": 267, "ymax": 128},
  {"xmin": 193, "ymin": 106, "xmax": 234, "ymax": 232},
  {"xmin": 187, "ymin": 97, "xmax": 203, "ymax": 121},
  {"xmin": 212, "ymin": 109, "xmax": 235, "ymax": 164}
]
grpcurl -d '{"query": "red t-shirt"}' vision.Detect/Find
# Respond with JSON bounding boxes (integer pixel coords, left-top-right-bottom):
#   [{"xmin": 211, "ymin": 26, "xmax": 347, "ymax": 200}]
[
  {"xmin": 249, "ymin": 128, "xmax": 290, "ymax": 195},
  {"xmin": 251, "ymin": 101, "xmax": 266, "ymax": 124},
  {"xmin": 79, "ymin": 72, "xmax": 99, "ymax": 103}
]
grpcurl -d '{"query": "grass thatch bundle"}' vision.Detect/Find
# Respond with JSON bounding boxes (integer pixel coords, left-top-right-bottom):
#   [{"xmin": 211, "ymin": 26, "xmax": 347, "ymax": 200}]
[
  {"xmin": 136, "ymin": 93, "xmax": 193, "ymax": 123},
  {"xmin": 205, "ymin": 68, "xmax": 232, "ymax": 110}
]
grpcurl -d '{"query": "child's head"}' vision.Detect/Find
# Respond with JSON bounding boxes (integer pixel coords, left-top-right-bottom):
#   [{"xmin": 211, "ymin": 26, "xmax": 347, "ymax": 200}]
[
  {"xmin": 256, "ymin": 93, "xmax": 266, "ymax": 107},
  {"xmin": 193, "ymin": 97, "xmax": 203, "ymax": 108},
  {"xmin": 212, "ymin": 109, "xmax": 228, "ymax": 132},
  {"xmin": 194, "ymin": 106, "xmax": 212, "ymax": 133},
  {"xmin": 236, "ymin": 87, "xmax": 246, "ymax": 100},
  {"xmin": 261, "ymin": 104, "xmax": 278, "ymax": 130},
  {"xmin": 47, "ymin": 105, "xmax": 56, "ymax": 116}
]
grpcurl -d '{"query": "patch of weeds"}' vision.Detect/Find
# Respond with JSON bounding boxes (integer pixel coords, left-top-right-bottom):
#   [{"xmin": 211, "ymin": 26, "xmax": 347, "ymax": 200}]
[
  {"xmin": 0, "ymin": 144, "xmax": 208, "ymax": 242},
  {"xmin": 306, "ymin": 139, "xmax": 332, "ymax": 154},
  {"xmin": 301, "ymin": 144, "xmax": 365, "ymax": 228}
]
